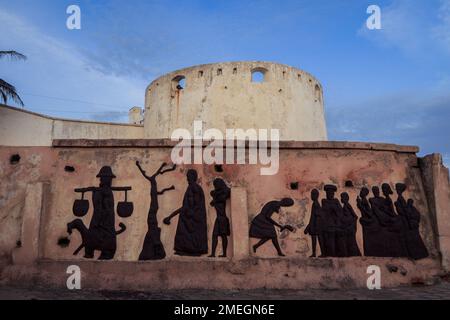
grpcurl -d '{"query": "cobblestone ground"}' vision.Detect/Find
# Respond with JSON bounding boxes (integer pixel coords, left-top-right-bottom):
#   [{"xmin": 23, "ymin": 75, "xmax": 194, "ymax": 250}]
[{"xmin": 1, "ymin": 281, "xmax": 450, "ymax": 300}]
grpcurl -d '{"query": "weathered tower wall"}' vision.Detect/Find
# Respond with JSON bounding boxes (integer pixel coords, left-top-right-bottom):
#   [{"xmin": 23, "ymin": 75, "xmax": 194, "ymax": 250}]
[{"xmin": 144, "ymin": 62, "xmax": 327, "ymax": 141}]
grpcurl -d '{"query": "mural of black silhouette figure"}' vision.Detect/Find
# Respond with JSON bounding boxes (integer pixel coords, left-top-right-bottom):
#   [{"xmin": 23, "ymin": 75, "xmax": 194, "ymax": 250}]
[
  {"xmin": 136, "ymin": 161, "xmax": 176, "ymax": 261},
  {"xmin": 320, "ymin": 185, "xmax": 347, "ymax": 257},
  {"xmin": 369, "ymin": 185, "xmax": 406, "ymax": 257},
  {"xmin": 250, "ymin": 198, "xmax": 295, "ymax": 256},
  {"xmin": 67, "ymin": 166, "xmax": 132, "ymax": 260},
  {"xmin": 394, "ymin": 183, "xmax": 429, "ymax": 260},
  {"xmin": 357, "ymin": 187, "xmax": 384, "ymax": 257},
  {"xmin": 163, "ymin": 169, "xmax": 208, "ymax": 256},
  {"xmin": 208, "ymin": 178, "xmax": 231, "ymax": 258},
  {"xmin": 340, "ymin": 192, "xmax": 361, "ymax": 257},
  {"xmin": 304, "ymin": 189, "xmax": 324, "ymax": 257},
  {"xmin": 381, "ymin": 183, "xmax": 408, "ymax": 257}
]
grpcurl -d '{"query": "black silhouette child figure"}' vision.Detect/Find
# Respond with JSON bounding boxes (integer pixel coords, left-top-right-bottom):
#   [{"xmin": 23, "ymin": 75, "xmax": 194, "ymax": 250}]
[
  {"xmin": 208, "ymin": 178, "xmax": 231, "ymax": 258},
  {"xmin": 250, "ymin": 198, "xmax": 295, "ymax": 256},
  {"xmin": 304, "ymin": 189, "xmax": 324, "ymax": 257},
  {"xmin": 136, "ymin": 161, "xmax": 176, "ymax": 260}
]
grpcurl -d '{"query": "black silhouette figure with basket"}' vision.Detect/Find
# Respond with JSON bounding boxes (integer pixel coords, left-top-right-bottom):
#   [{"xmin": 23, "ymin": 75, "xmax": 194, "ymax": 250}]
[{"xmin": 67, "ymin": 166, "xmax": 133, "ymax": 260}]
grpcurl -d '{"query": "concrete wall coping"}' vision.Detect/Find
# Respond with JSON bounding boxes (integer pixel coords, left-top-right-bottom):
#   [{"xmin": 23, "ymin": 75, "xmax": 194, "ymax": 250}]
[
  {"xmin": 0, "ymin": 104, "xmax": 143, "ymax": 127},
  {"xmin": 52, "ymin": 139, "xmax": 419, "ymax": 153}
]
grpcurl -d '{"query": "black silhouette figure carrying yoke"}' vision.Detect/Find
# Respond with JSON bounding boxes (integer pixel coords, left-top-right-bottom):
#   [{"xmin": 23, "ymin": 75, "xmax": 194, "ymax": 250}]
[{"xmin": 67, "ymin": 166, "xmax": 133, "ymax": 260}]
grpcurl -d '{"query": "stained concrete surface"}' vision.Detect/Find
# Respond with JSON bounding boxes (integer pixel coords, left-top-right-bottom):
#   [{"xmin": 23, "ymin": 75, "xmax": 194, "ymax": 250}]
[{"xmin": 2, "ymin": 280, "xmax": 450, "ymax": 300}]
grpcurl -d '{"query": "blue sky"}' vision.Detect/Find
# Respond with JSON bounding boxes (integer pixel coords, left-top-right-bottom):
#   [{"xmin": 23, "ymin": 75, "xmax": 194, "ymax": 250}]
[{"xmin": 1, "ymin": 0, "xmax": 449, "ymax": 164}]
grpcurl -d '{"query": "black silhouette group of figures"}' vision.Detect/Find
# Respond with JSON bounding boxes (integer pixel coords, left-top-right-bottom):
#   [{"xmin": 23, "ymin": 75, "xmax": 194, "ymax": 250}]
[
  {"xmin": 304, "ymin": 183, "xmax": 429, "ymax": 260},
  {"xmin": 66, "ymin": 165, "xmax": 428, "ymax": 261}
]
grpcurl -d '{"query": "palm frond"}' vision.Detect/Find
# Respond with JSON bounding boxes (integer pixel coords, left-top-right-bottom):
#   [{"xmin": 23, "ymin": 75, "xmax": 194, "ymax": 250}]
[
  {"xmin": 0, "ymin": 79, "xmax": 24, "ymax": 106},
  {"xmin": 0, "ymin": 51, "xmax": 27, "ymax": 60}
]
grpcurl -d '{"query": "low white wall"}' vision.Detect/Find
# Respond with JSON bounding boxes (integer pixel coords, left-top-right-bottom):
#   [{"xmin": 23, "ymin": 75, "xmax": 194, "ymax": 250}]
[{"xmin": 0, "ymin": 105, "xmax": 144, "ymax": 146}]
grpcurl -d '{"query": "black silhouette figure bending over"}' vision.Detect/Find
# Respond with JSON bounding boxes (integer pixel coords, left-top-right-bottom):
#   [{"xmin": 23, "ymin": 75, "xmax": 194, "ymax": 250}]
[
  {"xmin": 136, "ymin": 161, "xmax": 176, "ymax": 260},
  {"xmin": 250, "ymin": 198, "xmax": 295, "ymax": 256},
  {"xmin": 163, "ymin": 169, "xmax": 208, "ymax": 256},
  {"xmin": 67, "ymin": 166, "xmax": 131, "ymax": 260},
  {"xmin": 208, "ymin": 178, "xmax": 231, "ymax": 258},
  {"xmin": 340, "ymin": 192, "xmax": 361, "ymax": 257},
  {"xmin": 304, "ymin": 189, "xmax": 324, "ymax": 257}
]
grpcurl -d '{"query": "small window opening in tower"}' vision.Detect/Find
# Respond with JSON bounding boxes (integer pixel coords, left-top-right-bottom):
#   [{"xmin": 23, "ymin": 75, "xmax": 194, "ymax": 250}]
[
  {"xmin": 315, "ymin": 84, "xmax": 322, "ymax": 102},
  {"xmin": 251, "ymin": 69, "xmax": 266, "ymax": 83},
  {"xmin": 172, "ymin": 75, "xmax": 186, "ymax": 90}
]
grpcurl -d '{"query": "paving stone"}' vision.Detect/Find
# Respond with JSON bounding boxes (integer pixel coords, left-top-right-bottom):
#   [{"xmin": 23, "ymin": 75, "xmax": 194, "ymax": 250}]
[{"xmin": 1, "ymin": 281, "xmax": 450, "ymax": 300}]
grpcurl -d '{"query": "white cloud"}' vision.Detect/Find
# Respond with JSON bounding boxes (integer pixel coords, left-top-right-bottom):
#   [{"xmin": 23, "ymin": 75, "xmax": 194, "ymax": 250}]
[
  {"xmin": 433, "ymin": 0, "xmax": 450, "ymax": 53},
  {"xmin": 358, "ymin": 0, "xmax": 449, "ymax": 56},
  {"xmin": 0, "ymin": 9, "xmax": 146, "ymax": 121}
]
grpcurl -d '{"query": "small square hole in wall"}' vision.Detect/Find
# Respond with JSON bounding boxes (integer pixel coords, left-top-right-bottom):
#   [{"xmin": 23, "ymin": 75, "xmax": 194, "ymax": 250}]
[
  {"xmin": 214, "ymin": 164, "xmax": 224, "ymax": 173},
  {"xmin": 57, "ymin": 237, "xmax": 70, "ymax": 248},
  {"xmin": 217, "ymin": 68, "xmax": 223, "ymax": 76},
  {"xmin": 10, "ymin": 154, "xmax": 21, "ymax": 165},
  {"xmin": 65, "ymin": 166, "xmax": 75, "ymax": 173},
  {"xmin": 198, "ymin": 70, "xmax": 203, "ymax": 78},
  {"xmin": 345, "ymin": 180, "xmax": 354, "ymax": 187},
  {"xmin": 290, "ymin": 182, "xmax": 299, "ymax": 190}
]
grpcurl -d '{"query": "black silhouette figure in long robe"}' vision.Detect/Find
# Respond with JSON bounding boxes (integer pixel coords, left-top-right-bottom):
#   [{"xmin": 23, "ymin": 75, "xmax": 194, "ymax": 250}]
[
  {"xmin": 136, "ymin": 161, "xmax": 176, "ymax": 261},
  {"xmin": 321, "ymin": 185, "xmax": 347, "ymax": 257},
  {"xmin": 250, "ymin": 198, "xmax": 294, "ymax": 256},
  {"xmin": 394, "ymin": 183, "xmax": 429, "ymax": 260},
  {"xmin": 369, "ymin": 186, "xmax": 397, "ymax": 257},
  {"xmin": 381, "ymin": 183, "xmax": 408, "ymax": 257},
  {"xmin": 357, "ymin": 187, "xmax": 384, "ymax": 256},
  {"xmin": 304, "ymin": 189, "xmax": 324, "ymax": 257},
  {"xmin": 67, "ymin": 166, "xmax": 129, "ymax": 260},
  {"xmin": 208, "ymin": 178, "xmax": 231, "ymax": 258},
  {"xmin": 340, "ymin": 192, "xmax": 361, "ymax": 257},
  {"xmin": 163, "ymin": 169, "xmax": 208, "ymax": 256}
]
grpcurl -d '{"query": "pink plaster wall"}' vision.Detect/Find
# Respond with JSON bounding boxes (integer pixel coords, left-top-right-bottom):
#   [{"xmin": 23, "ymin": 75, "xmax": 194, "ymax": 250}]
[{"xmin": 0, "ymin": 144, "xmax": 438, "ymax": 262}]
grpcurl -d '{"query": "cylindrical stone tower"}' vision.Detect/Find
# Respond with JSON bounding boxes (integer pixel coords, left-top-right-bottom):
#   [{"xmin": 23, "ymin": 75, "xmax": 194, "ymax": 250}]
[{"xmin": 144, "ymin": 61, "xmax": 327, "ymax": 141}]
